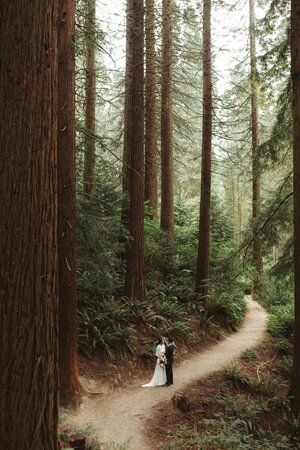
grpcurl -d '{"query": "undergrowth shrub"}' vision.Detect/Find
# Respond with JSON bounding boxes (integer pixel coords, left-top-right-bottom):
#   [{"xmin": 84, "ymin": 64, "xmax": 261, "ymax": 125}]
[
  {"xmin": 199, "ymin": 294, "xmax": 247, "ymax": 332},
  {"xmin": 242, "ymin": 348, "xmax": 258, "ymax": 360},
  {"xmin": 162, "ymin": 390, "xmax": 295, "ymax": 450},
  {"xmin": 268, "ymin": 304, "xmax": 294, "ymax": 342},
  {"xmin": 77, "ymin": 294, "xmax": 191, "ymax": 357},
  {"xmin": 225, "ymin": 364, "xmax": 251, "ymax": 388},
  {"xmin": 260, "ymin": 276, "xmax": 293, "ymax": 309}
]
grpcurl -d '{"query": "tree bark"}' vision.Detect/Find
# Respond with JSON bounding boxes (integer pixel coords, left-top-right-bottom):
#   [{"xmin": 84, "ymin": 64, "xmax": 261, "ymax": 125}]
[
  {"xmin": 83, "ymin": 0, "xmax": 96, "ymax": 199},
  {"xmin": 58, "ymin": 0, "xmax": 81, "ymax": 409},
  {"xmin": 290, "ymin": 0, "xmax": 300, "ymax": 415},
  {"xmin": 249, "ymin": 0, "xmax": 263, "ymax": 289},
  {"xmin": 0, "ymin": 2, "xmax": 59, "ymax": 449},
  {"xmin": 195, "ymin": 0, "xmax": 212, "ymax": 297},
  {"xmin": 160, "ymin": 0, "xmax": 174, "ymax": 237},
  {"xmin": 145, "ymin": 0, "xmax": 158, "ymax": 218},
  {"xmin": 121, "ymin": 0, "xmax": 134, "ymax": 229},
  {"xmin": 125, "ymin": 0, "xmax": 145, "ymax": 301},
  {"xmin": 237, "ymin": 177, "xmax": 243, "ymax": 246}
]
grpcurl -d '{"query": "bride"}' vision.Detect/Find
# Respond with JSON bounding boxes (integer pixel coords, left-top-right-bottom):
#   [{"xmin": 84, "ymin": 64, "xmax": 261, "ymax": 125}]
[{"xmin": 142, "ymin": 338, "xmax": 167, "ymax": 387}]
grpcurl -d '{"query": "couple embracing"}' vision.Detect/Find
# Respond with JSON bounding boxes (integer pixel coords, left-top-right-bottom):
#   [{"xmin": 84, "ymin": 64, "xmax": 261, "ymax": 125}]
[{"xmin": 142, "ymin": 337, "xmax": 176, "ymax": 387}]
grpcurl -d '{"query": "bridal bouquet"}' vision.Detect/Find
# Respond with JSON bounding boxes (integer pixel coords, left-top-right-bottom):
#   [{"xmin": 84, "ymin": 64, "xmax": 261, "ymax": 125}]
[{"xmin": 158, "ymin": 355, "xmax": 167, "ymax": 367}]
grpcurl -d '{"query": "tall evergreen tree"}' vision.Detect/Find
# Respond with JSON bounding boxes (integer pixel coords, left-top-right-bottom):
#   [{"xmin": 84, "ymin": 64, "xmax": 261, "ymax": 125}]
[
  {"xmin": 161, "ymin": 0, "xmax": 174, "ymax": 237},
  {"xmin": 291, "ymin": 0, "xmax": 300, "ymax": 415},
  {"xmin": 125, "ymin": 0, "xmax": 145, "ymax": 300},
  {"xmin": 145, "ymin": 0, "xmax": 158, "ymax": 218},
  {"xmin": 83, "ymin": 0, "xmax": 96, "ymax": 198},
  {"xmin": 58, "ymin": 0, "xmax": 81, "ymax": 409},
  {"xmin": 196, "ymin": 0, "xmax": 212, "ymax": 297},
  {"xmin": 249, "ymin": 0, "xmax": 263, "ymax": 289},
  {"xmin": 122, "ymin": 0, "xmax": 134, "ymax": 228},
  {"xmin": 0, "ymin": 2, "xmax": 59, "ymax": 448}
]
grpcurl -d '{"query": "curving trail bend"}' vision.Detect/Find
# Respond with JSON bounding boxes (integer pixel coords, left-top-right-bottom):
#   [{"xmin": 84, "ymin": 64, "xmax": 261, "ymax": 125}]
[{"xmin": 69, "ymin": 298, "xmax": 268, "ymax": 449}]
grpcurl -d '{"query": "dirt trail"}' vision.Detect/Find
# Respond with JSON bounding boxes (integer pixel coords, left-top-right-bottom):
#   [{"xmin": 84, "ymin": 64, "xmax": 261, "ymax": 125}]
[{"xmin": 69, "ymin": 298, "xmax": 268, "ymax": 449}]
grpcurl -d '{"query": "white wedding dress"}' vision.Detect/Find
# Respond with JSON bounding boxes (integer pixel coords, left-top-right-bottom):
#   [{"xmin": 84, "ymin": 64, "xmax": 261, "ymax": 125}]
[{"xmin": 142, "ymin": 344, "xmax": 167, "ymax": 387}]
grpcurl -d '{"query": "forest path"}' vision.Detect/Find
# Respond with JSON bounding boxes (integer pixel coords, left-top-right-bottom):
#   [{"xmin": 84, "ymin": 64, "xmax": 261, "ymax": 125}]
[{"xmin": 69, "ymin": 298, "xmax": 268, "ymax": 449}]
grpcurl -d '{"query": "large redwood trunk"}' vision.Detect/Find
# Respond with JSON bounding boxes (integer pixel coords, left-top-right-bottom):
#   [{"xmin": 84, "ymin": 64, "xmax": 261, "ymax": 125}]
[
  {"xmin": 83, "ymin": 0, "xmax": 96, "ymax": 198},
  {"xmin": 145, "ymin": 0, "xmax": 158, "ymax": 218},
  {"xmin": 125, "ymin": 0, "xmax": 145, "ymax": 301},
  {"xmin": 195, "ymin": 0, "xmax": 212, "ymax": 297},
  {"xmin": 58, "ymin": 0, "xmax": 81, "ymax": 409},
  {"xmin": 160, "ymin": 0, "xmax": 174, "ymax": 237},
  {"xmin": 0, "ymin": 2, "xmax": 59, "ymax": 449},
  {"xmin": 249, "ymin": 0, "xmax": 263, "ymax": 290},
  {"xmin": 291, "ymin": 0, "xmax": 300, "ymax": 415}
]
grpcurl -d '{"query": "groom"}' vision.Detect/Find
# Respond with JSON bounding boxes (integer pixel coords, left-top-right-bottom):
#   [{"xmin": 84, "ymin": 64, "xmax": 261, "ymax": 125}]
[{"xmin": 165, "ymin": 337, "xmax": 176, "ymax": 386}]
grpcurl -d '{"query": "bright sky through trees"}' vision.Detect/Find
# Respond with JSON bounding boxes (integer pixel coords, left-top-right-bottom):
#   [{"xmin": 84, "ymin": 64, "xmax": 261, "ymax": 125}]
[{"xmin": 99, "ymin": 0, "xmax": 266, "ymax": 94}]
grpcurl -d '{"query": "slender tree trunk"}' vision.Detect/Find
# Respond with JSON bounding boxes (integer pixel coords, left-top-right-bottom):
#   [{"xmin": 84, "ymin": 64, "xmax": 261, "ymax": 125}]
[
  {"xmin": 145, "ymin": 0, "xmax": 158, "ymax": 218},
  {"xmin": 125, "ymin": 0, "xmax": 145, "ymax": 300},
  {"xmin": 122, "ymin": 0, "xmax": 134, "ymax": 229},
  {"xmin": 195, "ymin": 0, "xmax": 212, "ymax": 297},
  {"xmin": 83, "ymin": 0, "xmax": 96, "ymax": 198},
  {"xmin": 290, "ymin": 0, "xmax": 300, "ymax": 415},
  {"xmin": 249, "ymin": 0, "xmax": 263, "ymax": 289},
  {"xmin": 0, "ymin": 2, "xmax": 59, "ymax": 449},
  {"xmin": 160, "ymin": 0, "xmax": 174, "ymax": 237},
  {"xmin": 58, "ymin": 0, "xmax": 81, "ymax": 409},
  {"xmin": 237, "ymin": 178, "xmax": 243, "ymax": 246}
]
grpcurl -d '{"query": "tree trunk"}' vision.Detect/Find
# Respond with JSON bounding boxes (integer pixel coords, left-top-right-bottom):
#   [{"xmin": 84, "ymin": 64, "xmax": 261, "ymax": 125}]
[
  {"xmin": 249, "ymin": 0, "xmax": 263, "ymax": 289},
  {"xmin": 290, "ymin": 0, "xmax": 300, "ymax": 415},
  {"xmin": 121, "ymin": 0, "xmax": 134, "ymax": 229},
  {"xmin": 0, "ymin": 2, "xmax": 59, "ymax": 449},
  {"xmin": 125, "ymin": 0, "xmax": 145, "ymax": 301},
  {"xmin": 160, "ymin": 0, "xmax": 174, "ymax": 237},
  {"xmin": 195, "ymin": 0, "xmax": 212, "ymax": 297},
  {"xmin": 145, "ymin": 0, "xmax": 158, "ymax": 218},
  {"xmin": 237, "ymin": 178, "xmax": 243, "ymax": 246},
  {"xmin": 58, "ymin": 0, "xmax": 81, "ymax": 409},
  {"xmin": 83, "ymin": 0, "xmax": 96, "ymax": 199}
]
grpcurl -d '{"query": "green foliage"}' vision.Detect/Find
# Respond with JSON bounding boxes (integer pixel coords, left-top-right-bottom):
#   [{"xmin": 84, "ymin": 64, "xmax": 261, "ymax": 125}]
[
  {"xmin": 162, "ymin": 386, "xmax": 295, "ymax": 449},
  {"xmin": 242, "ymin": 349, "xmax": 258, "ymax": 360},
  {"xmin": 260, "ymin": 276, "xmax": 293, "ymax": 309},
  {"xmin": 78, "ymin": 299, "xmax": 136, "ymax": 357},
  {"xmin": 199, "ymin": 294, "xmax": 247, "ymax": 332},
  {"xmin": 276, "ymin": 356, "xmax": 294, "ymax": 377},
  {"xmin": 268, "ymin": 304, "xmax": 294, "ymax": 342},
  {"xmin": 275, "ymin": 338, "xmax": 292, "ymax": 355},
  {"xmin": 77, "ymin": 294, "xmax": 191, "ymax": 357},
  {"xmin": 225, "ymin": 364, "xmax": 251, "ymax": 389},
  {"xmin": 77, "ymin": 166, "xmax": 124, "ymax": 301}
]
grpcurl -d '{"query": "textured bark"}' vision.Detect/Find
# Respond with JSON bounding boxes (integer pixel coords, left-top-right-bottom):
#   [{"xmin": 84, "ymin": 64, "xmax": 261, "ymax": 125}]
[
  {"xmin": 249, "ymin": 0, "xmax": 263, "ymax": 289},
  {"xmin": 195, "ymin": 0, "xmax": 212, "ymax": 297},
  {"xmin": 58, "ymin": 0, "xmax": 81, "ymax": 409},
  {"xmin": 237, "ymin": 178, "xmax": 243, "ymax": 246},
  {"xmin": 0, "ymin": 2, "xmax": 59, "ymax": 449},
  {"xmin": 83, "ymin": 0, "xmax": 96, "ymax": 198},
  {"xmin": 145, "ymin": 0, "xmax": 158, "ymax": 218},
  {"xmin": 291, "ymin": 0, "xmax": 300, "ymax": 415},
  {"xmin": 121, "ymin": 0, "xmax": 134, "ymax": 229},
  {"xmin": 125, "ymin": 0, "xmax": 145, "ymax": 301},
  {"xmin": 160, "ymin": 0, "xmax": 174, "ymax": 237}
]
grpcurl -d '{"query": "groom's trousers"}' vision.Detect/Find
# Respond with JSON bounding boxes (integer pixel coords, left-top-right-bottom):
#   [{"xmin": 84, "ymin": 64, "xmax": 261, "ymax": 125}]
[{"xmin": 166, "ymin": 363, "xmax": 173, "ymax": 384}]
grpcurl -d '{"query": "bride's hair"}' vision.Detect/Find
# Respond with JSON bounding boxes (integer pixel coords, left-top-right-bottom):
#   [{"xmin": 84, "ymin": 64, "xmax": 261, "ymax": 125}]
[{"xmin": 158, "ymin": 337, "xmax": 163, "ymax": 345}]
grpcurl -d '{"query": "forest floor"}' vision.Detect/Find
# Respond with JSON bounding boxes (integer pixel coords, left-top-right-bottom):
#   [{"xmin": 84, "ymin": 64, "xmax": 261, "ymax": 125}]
[{"xmin": 65, "ymin": 298, "xmax": 267, "ymax": 449}]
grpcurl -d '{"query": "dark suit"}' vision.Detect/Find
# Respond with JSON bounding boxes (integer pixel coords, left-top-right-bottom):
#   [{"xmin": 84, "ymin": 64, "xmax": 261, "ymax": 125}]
[{"xmin": 165, "ymin": 343, "xmax": 175, "ymax": 385}]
